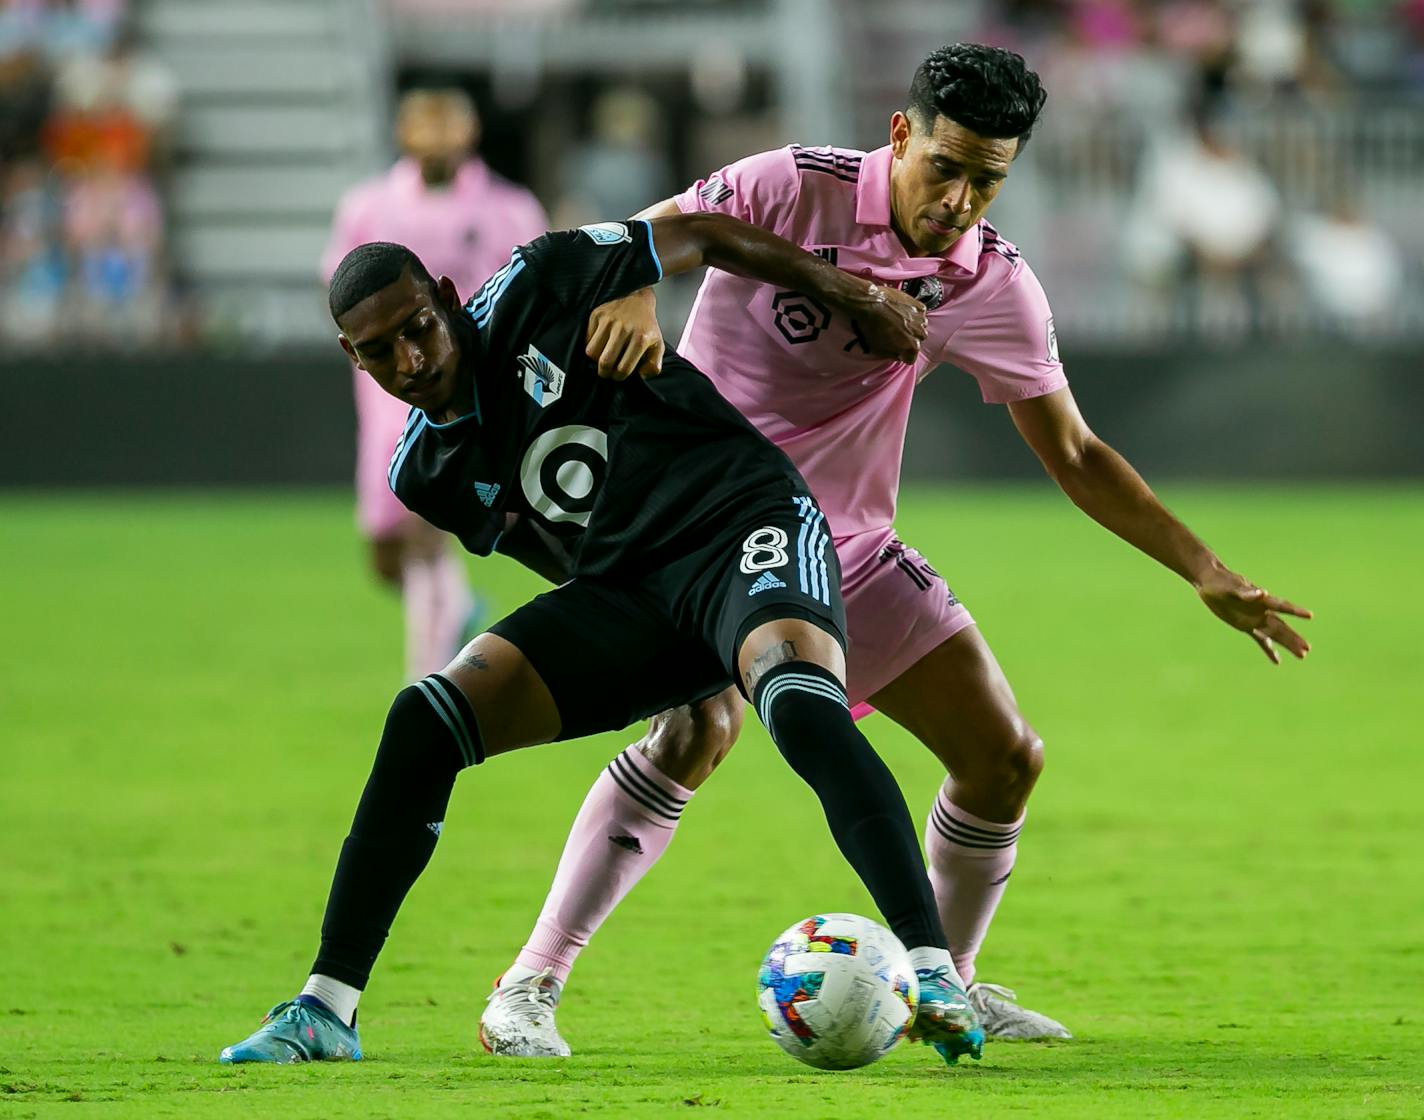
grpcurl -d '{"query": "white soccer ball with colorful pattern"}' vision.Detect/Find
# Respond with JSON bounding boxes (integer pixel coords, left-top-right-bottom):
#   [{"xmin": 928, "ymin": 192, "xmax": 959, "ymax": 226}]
[{"xmin": 756, "ymin": 913, "xmax": 919, "ymax": 1070}]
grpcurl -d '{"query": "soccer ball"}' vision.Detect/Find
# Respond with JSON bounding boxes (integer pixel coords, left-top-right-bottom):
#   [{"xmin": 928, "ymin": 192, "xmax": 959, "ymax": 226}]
[{"xmin": 756, "ymin": 913, "xmax": 918, "ymax": 1070}]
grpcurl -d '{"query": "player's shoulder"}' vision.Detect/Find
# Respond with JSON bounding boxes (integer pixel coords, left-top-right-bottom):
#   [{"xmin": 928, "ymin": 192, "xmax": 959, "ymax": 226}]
[
  {"xmin": 474, "ymin": 244, "xmax": 536, "ymax": 299},
  {"xmin": 785, "ymin": 144, "xmax": 869, "ymax": 187},
  {"xmin": 386, "ymin": 407, "xmax": 431, "ymax": 496},
  {"xmin": 978, "ymin": 220, "xmax": 1023, "ymax": 263},
  {"xmin": 969, "ymin": 219, "xmax": 1030, "ymax": 284}
]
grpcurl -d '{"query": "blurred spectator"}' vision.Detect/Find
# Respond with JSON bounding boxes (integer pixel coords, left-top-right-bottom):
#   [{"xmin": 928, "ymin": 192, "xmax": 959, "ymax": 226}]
[
  {"xmin": 1126, "ymin": 109, "xmax": 1282, "ymax": 332},
  {"xmin": 52, "ymin": 21, "xmax": 177, "ymax": 166},
  {"xmin": 62, "ymin": 161, "xmax": 163, "ymax": 344},
  {"xmin": 0, "ymin": 158, "xmax": 65, "ymax": 344},
  {"xmin": 0, "ymin": 0, "xmax": 123, "ymax": 61},
  {"xmin": 0, "ymin": 1, "xmax": 173, "ymax": 350},
  {"xmin": 1291, "ymin": 194, "xmax": 1404, "ymax": 334},
  {"xmin": 0, "ymin": 48, "xmax": 52, "ymax": 159},
  {"xmin": 322, "ymin": 87, "xmax": 548, "ymax": 681},
  {"xmin": 554, "ymin": 86, "xmax": 673, "ymax": 226}
]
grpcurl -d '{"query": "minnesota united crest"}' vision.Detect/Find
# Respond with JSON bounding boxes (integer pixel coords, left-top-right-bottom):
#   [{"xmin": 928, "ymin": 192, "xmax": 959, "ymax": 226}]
[{"xmin": 517, "ymin": 344, "xmax": 566, "ymax": 408}]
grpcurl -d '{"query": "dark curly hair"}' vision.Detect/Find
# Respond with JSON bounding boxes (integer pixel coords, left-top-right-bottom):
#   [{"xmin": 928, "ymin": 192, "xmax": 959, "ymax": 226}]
[
  {"xmin": 329, "ymin": 241, "xmax": 436, "ymax": 321},
  {"xmin": 907, "ymin": 43, "xmax": 1048, "ymax": 153}
]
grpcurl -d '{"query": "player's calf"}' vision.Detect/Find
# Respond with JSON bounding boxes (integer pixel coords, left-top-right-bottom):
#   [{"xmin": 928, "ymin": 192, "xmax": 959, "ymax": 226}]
[
  {"xmin": 743, "ymin": 641, "xmax": 986, "ymax": 1064},
  {"xmin": 738, "ymin": 623, "xmax": 940, "ymax": 957},
  {"xmin": 220, "ymin": 672, "xmax": 488, "ymax": 1063}
]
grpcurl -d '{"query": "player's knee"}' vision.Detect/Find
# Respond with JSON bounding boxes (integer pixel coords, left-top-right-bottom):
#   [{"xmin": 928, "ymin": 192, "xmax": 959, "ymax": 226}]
[
  {"xmin": 689, "ymin": 688, "xmax": 745, "ymax": 769},
  {"xmin": 639, "ymin": 689, "xmax": 744, "ymax": 790},
  {"xmin": 991, "ymin": 724, "xmax": 1044, "ymax": 802},
  {"xmin": 369, "ymin": 537, "xmax": 404, "ymax": 585}
]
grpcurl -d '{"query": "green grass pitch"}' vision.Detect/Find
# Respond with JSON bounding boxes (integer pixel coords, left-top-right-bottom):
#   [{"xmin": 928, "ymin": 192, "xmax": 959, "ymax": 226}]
[{"xmin": 2, "ymin": 486, "xmax": 1421, "ymax": 1118}]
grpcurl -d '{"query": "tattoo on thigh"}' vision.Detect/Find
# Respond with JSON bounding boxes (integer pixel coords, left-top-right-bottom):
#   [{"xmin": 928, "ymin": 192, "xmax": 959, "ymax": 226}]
[
  {"xmin": 744, "ymin": 639, "xmax": 797, "ymax": 694},
  {"xmin": 458, "ymin": 648, "xmax": 488, "ymax": 671}
]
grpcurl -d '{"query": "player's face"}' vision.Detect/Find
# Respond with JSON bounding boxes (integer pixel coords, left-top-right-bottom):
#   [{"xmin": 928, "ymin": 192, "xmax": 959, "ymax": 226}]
[
  {"xmin": 888, "ymin": 111, "xmax": 1018, "ymax": 256},
  {"xmin": 397, "ymin": 93, "xmax": 477, "ymax": 185},
  {"xmin": 338, "ymin": 270, "xmax": 466, "ymax": 411}
]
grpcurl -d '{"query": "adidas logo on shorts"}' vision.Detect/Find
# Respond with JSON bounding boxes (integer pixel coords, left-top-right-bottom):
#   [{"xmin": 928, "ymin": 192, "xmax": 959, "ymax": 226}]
[
  {"xmin": 748, "ymin": 571, "xmax": 787, "ymax": 596},
  {"xmin": 473, "ymin": 481, "xmax": 500, "ymax": 507}
]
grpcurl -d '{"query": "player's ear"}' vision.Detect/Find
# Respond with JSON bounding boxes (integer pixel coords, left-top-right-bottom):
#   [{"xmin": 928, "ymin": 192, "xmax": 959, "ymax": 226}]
[
  {"xmin": 890, "ymin": 111, "xmax": 912, "ymax": 158},
  {"xmin": 337, "ymin": 332, "xmax": 364, "ymax": 369},
  {"xmin": 435, "ymin": 275, "xmax": 461, "ymax": 312}
]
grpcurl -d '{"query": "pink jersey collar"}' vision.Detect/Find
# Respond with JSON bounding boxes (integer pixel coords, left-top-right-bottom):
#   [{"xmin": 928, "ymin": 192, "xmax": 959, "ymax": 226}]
[
  {"xmin": 390, "ymin": 156, "xmax": 491, "ymax": 197},
  {"xmin": 854, "ymin": 145, "xmax": 982, "ymax": 277}
]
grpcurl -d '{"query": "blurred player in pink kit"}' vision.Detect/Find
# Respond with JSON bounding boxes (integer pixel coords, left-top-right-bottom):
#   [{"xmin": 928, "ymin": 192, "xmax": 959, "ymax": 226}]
[
  {"xmin": 480, "ymin": 45, "xmax": 1312, "ymax": 1055},
  {"xmin": 322, "ymin": 89, "xmax": 547, "ymax": 679}
]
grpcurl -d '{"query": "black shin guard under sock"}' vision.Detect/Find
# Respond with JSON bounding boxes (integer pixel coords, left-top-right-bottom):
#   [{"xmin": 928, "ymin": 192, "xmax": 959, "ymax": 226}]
[
  {"xmin": 752, "ymin": 661, "xmax": 945, "ymax": 951},
  {"xmin": 311, "ymin": 674, "xmax": 482, "ymax": 988}
]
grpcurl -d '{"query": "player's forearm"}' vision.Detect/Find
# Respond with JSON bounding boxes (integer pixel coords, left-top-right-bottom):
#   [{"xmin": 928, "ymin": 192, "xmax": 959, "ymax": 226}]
[
  {"xmin": 1051, "ymin": 438, "xmax": 1225, "ymax": 587},
  {"xmin": 650, "ymin": 213, "xmax": 874, "ymax": 315},
  {"xmin": 631, "ymin": 197, "xmax": 682, "ymax": 222}
]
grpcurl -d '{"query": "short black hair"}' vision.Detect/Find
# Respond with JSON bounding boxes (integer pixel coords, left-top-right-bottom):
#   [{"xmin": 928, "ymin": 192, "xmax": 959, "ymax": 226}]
[
  {"xmin": 907, "ymin": 43, "xmax": 1048, "ymax": 152},
  {"xmin": 328, "ymin": 241, "xmax": 435, "ymax": 321}
]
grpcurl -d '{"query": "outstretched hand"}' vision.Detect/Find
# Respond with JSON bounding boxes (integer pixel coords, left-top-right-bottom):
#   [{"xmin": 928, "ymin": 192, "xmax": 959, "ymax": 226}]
[
  {"xmin": 1196, "ymin": 568, "xmax": 1312, "ymax": 665},
  {"xmin": 586, "ymin": 288, "xmax": 664, "ymax": 380}
]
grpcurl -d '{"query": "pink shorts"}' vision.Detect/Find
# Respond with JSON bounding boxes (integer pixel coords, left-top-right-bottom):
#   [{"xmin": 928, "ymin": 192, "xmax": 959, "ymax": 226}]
[
  {"xmin": 354, "ymin": 369, "xmax": 419, "ymax": 539},
  {"xmin": 837, "ymin": 525, "xmax": 975, "ymax": 708}
]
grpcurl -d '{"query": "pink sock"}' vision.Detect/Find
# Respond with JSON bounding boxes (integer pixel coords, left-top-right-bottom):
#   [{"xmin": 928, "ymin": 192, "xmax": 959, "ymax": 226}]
[
  {"xmin": 924, "ymin": 783, "xmax": 1023, "ymax": 986},
  {"xmin": 514, "ymin": 747, "xmax": 693, "ymax": 985},
  {"xmin": 402, "ymin": 547, "xmax": 474, "ymax": 680}
]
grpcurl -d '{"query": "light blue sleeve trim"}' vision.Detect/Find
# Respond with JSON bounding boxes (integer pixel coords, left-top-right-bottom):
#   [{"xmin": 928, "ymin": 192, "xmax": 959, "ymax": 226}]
[
  {"xmin": 387, "ymin": 411, "xmax": 429, "ymax": 494},
  {"xmin": 635, "ymin": 218, "xmax": 664, "ymax": 281}
]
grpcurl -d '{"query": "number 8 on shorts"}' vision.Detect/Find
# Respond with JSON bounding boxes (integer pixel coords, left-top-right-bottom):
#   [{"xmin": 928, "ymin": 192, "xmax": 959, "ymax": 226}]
[{"xmin": 740, "ymin": 526, "xmax": 791, "ymax": 575}]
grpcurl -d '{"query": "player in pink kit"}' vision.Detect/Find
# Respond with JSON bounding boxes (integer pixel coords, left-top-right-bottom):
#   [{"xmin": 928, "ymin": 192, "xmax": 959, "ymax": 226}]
[
  {"xmin": 322, "ymin": 89, "xmax": 547, "ymax": 679},
  {"xmin": 480, "ymin": 45, "xmax": 1312, "ymax": 1055}
]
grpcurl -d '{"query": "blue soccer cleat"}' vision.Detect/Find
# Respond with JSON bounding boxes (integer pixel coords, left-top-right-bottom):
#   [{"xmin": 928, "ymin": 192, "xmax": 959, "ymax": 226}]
[
  {"xmin": 909, "ymin": 966, "xmax": 986, "ymax": 1066},
  {"xmin": 219, "ymin": 998, "xmax": 362, "ymax": 1064}
]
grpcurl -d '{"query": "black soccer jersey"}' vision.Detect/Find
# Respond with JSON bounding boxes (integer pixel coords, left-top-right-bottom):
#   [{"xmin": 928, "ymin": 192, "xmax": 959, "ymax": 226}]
[{"xmin": 387, "ymin": 219, "xmax": 810, "ymax": 577}]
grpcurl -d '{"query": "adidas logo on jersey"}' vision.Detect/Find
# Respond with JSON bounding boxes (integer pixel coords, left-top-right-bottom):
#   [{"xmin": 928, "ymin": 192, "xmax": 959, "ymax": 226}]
[
  {"xmin": 427, "ymin": 822, "xmax": 443, "ymax": 837},
  {"xmin": 474, "ymin": 481, "xmax": 500, "ymax": 507},
  {"xmin": 748, "ymin": 571, "xmax": 787, "ymax": 596}
]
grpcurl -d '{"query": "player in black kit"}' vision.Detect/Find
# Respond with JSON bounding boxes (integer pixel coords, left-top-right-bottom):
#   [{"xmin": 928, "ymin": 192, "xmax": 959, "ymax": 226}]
[{"xmin": 219, "ymin": 213, "xmax": 986, "ymax": 1067}]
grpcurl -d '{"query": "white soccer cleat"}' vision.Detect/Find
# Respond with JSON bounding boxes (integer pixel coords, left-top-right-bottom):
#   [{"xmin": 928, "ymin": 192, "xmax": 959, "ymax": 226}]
[
  {"xmin": 968, "ymin": 982, "xmax": 1072, "ymax": 1040},
  {"xmin": 478, "ymin": 968, "xmax": 572, "ymax": 1057}
]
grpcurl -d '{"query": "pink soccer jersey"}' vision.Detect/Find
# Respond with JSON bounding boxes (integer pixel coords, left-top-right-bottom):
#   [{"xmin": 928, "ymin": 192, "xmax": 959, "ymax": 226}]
[
  {"xmin": 674, "ymin": 144, "xmax": 1066, "ymax": 541},
  {"xmin": 322, "ymin": 157, "xmax": 548, "ymax": 537}
]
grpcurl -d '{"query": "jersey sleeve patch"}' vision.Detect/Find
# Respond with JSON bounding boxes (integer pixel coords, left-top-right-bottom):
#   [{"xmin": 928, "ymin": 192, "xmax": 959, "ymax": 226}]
[{"xmin": 578, "ymin": 222, "xmax": 633, "ymax": 246}]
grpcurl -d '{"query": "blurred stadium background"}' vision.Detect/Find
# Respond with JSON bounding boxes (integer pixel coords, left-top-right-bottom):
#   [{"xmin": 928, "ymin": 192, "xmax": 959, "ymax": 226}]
[{"xmin": 3, "ymin": 0, "xmax": 1422, "ymax": 486}]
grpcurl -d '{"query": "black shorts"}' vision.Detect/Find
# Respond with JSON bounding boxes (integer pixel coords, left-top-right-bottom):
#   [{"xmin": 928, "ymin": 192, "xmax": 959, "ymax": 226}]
[{"xmin": 489, "ymin": 493, "xmax": 848, "ymax": 741}]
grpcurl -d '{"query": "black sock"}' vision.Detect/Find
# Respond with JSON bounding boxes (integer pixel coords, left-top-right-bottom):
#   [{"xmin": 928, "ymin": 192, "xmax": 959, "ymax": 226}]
[
  {"xmin": 753, "ymin": 661, "xmax": 945, "ymax": 951},
  {"xmin": 310, "ymin": 674, "xmax": 483, "ymax": 988}
]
